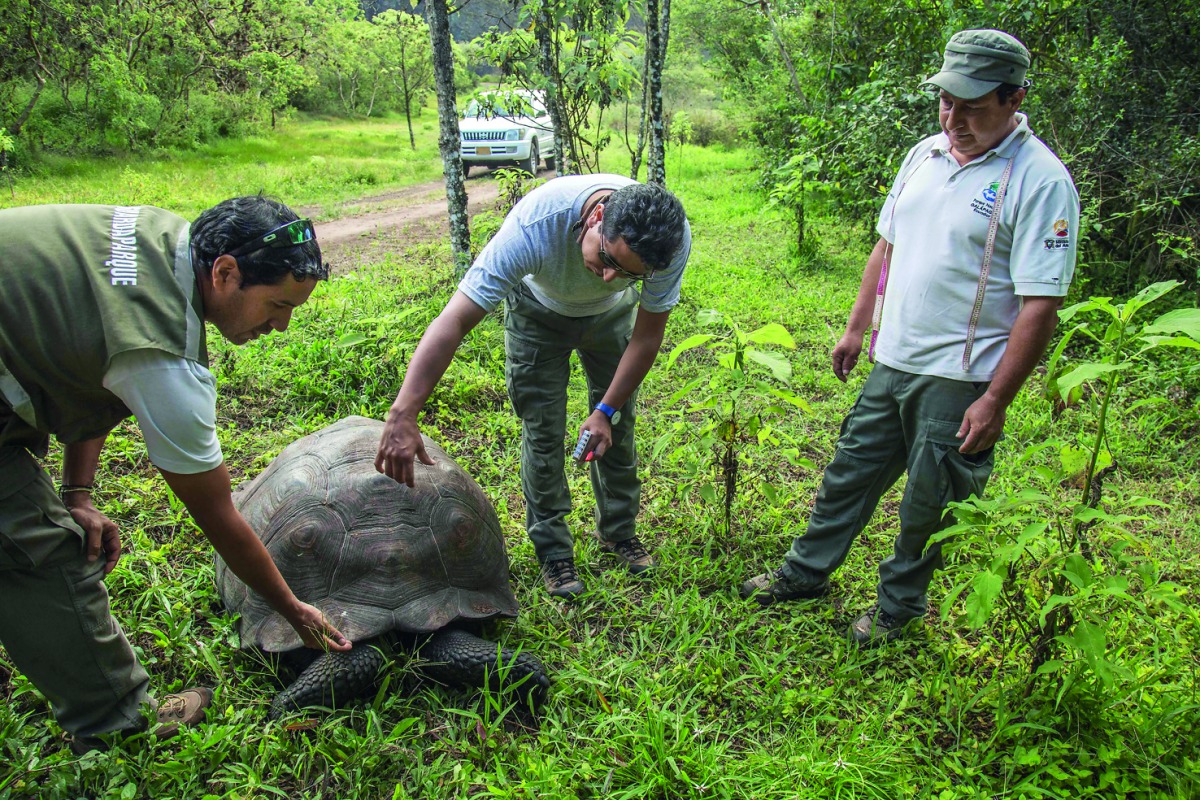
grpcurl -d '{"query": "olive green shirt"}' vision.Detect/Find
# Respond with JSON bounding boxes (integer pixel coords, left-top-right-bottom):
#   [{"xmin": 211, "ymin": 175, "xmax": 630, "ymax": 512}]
[{"xmin": 0, "ymin": 204, "xmax": 207, "ymax": 451}]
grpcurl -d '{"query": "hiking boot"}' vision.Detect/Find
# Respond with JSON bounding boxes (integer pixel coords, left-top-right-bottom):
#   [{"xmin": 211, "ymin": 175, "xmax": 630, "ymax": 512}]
[
  {"xmin": 154, "ymin": 687, "xmax": 214, "ymax": 738},
  {"xmin": 848, "ymin": 604, "xmax": 914, "ymax": 648},
  {"xmin": 541, "ymin": 558, "xmax": 585, "ymax": 599},
  {"xmin": 738, "ymin": 567, "xmax": 828, "ymax": 607},
  {"xmin": 68, "ymin": 687, "xmax": 213, "ymax": 754},
  {"xmin": 594, "ymin": 532, "xmax": 654, "ymax": 575}
]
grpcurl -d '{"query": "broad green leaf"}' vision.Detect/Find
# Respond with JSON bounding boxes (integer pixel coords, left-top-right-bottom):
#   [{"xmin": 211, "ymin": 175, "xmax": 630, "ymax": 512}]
[
  {"xmin": 767, "ymin": 386, "xmax": 812, "ymax": 411},
  {"xmin": 1059, "ymin": 444, "xmax": 1112, "ymax": 478},
  {"xmin": 698, "ymin": 483, "xmax": 718, "ymax": 504},
  {"xmin": 1038, "ymin": 594, "xmax": 1075, "ymax": 628},
  {"xmin": 964, "ymin": 570, "xmax": 1003, "ymax": 627},
  {"xmin": 1056, "ymin": 362, "xmax": 1128, "ymax": 400},
  {"xmin": 1129, "ymin": 279, "xmax": 1181, "ymax": 309},
  {"xmin": 1135, "ymin": 335, "xmax": 1200, "ymax": 355},
  {"xmin": 666, "ymin": 334, "xmax": 715, "ymax": 369},
  {"xmin": 1063, "ymin": 554, "xmax": 1094, "ymax": 589},
  {"xmin": 761, "ymin": 483, "xmax": 779, "ymax": 504},
  {"xmin": 697, "ymin": 308, "xmax": 724, "ymax": 326},
  {"xmin": 1144, "ymin": 308, "xmax": 1200, "ymax": 340},
  {"xmin": 667, "ymin": 376, "xmax": 706, "ymax": 406},
  {"xmin": 744, "ymin": 323, "xmax": 796, "ymax": 348},
  {"xmin": 745, "ymin": 348, "xmax": 792, "ymax": 381},
  {"xmin": 336, "ymin": 332, "xmax": 371, "ymax": 348},
  {"xmin": 1071, "ymin": 621, "xmax": 1112, "ymax": 688},
  {"xmin": 1058, "ymin": 299, "xmax": 1106, "ymax": 323}
]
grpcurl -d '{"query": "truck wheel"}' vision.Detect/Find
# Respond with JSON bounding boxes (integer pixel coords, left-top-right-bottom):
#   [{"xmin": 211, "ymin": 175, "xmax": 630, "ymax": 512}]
[{"xmin": 519, "ymin": 141, "xmax": 539, "ymax": 176}]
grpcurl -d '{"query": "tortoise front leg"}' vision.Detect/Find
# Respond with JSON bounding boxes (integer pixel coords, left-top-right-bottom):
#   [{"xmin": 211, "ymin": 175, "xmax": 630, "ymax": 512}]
[
  {"xmin": 268, "ymin": 646, "xmax": 387, "ymax": 720},
  {"xmin": 416, "ymin": 629, "xmax": 550, "ymax": 707}
]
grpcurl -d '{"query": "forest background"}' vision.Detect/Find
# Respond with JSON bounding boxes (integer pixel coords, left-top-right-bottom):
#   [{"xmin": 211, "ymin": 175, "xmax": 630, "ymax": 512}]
[{"xmin": 1, "ymin": 0, "xmax": 1198, "ymax": 797}]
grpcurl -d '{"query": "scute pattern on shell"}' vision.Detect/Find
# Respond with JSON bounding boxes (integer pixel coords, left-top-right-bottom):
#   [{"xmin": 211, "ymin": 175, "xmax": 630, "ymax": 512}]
[{"xmin": 216, "ymin": 416, "xmax": 518, "ymax": 652}]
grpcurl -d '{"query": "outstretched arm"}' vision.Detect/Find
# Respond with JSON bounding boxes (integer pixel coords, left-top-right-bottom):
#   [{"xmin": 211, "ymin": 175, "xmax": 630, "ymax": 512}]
[
  {"xmin": 376, "ymin": 291, "xmax": 489, "ymax": 485},
  {"xmin": 832, "ymin": 237, "xmax": 889, "ymax": 382},
  {"xmin": 580, "ymin": 306, "xmax": 669, "ymax": 458},
  {"xmin": 160, "ymin": 464, "xmax": 352, "ymax": 652},
  {"xmin": 956, "ymin": 296, "xmax": 1062, "ymax": 454}
]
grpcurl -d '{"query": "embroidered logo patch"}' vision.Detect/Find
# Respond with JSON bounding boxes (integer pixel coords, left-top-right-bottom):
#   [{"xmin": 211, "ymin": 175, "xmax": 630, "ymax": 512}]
[
  {"xmin": 1044, "ymin": 218, "xmax": 1071, "ymax": 250},
  {"xmin": 970, "ymin": 182, "xmax": 1001, "ymax": 218}
]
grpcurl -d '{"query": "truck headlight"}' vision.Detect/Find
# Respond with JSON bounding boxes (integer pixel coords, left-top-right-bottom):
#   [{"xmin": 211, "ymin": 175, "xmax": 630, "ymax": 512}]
[{"xmin": 504, "ymin": 129, "xmax": 526, "ymax": 141}]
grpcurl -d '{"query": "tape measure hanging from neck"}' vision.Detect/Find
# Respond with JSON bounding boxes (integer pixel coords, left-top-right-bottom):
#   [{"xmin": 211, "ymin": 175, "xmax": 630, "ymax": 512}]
[{"xmin": 868, "ymin": 140, "xmax": 1023, "ymax": 371}]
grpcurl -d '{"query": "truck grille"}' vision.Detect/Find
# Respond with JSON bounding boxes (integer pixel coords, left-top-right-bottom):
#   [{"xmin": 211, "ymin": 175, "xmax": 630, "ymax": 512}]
[{"xmin": 462, "ymin": 131, "xmax": 506, "ymax": 142}]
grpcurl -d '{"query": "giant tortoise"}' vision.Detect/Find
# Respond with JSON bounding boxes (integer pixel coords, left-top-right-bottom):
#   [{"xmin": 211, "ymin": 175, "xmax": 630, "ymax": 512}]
[{"xmin": 216, "ymin": 416, "xmax": 548, "ymax": 718}]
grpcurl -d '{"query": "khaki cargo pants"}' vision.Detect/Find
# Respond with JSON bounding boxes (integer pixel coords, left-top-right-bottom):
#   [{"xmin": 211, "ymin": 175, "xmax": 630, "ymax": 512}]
[
  {"xmin": 781, "ymin": 363, "xmax": 996, "ymax": 620},
  {"xmin": 503, "ymin": 284, "xmax": 641, "ymax": 563},
  {"xmin": 0, "ymin": 445, "xmax": 150, "ymax": 737}
]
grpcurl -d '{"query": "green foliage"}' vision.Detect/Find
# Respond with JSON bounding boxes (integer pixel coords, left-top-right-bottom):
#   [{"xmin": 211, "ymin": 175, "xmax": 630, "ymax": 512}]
[
  {"xmin": 0, "ymin": 127, "xmax": 12, "ymax": 196},
  {"xmin": 936, "ymin": 281, "xmax": 1200, "ymax": 712},
  {"xmin": 677, "ymin": 0, "xmax": 1200, "ymax": 294},
  {"xmin": 0, "ymin": 0, "xmax": 355, "ymax": 154},
  {"xmin": 662, "ymin": 310, "xmax": 811, "ymax": 536},
  {"xmin": 0, "ymin": 125, "xmax": 1197, "ymax": 800},
  {"xmin": 473, "ymin": 0, "xmax": 640, "ymax": 172}
]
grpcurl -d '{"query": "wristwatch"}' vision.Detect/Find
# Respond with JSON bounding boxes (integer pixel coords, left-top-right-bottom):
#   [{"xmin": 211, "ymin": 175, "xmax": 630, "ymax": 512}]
[{"xmin": 595, "ymin": 402, "xmax": 621, "ymax": 426}]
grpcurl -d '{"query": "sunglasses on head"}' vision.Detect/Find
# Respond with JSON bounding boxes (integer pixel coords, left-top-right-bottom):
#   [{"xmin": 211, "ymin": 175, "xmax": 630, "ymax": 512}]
[
  {"xmin": 598, "ymin": 238, "xmax": 653, "ymax": 282},
  {"xmin": 227, "ymin": 218, "xmax": 316, "ymax": 259}
]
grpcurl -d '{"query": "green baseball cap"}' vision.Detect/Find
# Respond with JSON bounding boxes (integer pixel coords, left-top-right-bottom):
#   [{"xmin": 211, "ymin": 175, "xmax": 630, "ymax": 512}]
[{"xmin": 923, "ymin": 29, "xmax": 1030, "ymax": 99}]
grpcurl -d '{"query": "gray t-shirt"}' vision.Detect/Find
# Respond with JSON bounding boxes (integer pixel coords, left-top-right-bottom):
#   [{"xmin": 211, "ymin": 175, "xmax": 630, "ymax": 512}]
[
  {"xmin": 458, "ymin": 174, "xmax": 691, "ymax": 317},
  {"xmin": 102, "ymin": 348, "xmax": 223, "ymax": 474}
]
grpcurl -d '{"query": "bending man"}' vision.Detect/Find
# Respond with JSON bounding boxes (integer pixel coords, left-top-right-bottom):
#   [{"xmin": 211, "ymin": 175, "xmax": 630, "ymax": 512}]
[
  {"xmin": 0, "ymin": 197, "xmax": 351, "ymax": 752},
  {"xmin": 376, "ymin": 176, "xmax": 689, "ymax": 599}
]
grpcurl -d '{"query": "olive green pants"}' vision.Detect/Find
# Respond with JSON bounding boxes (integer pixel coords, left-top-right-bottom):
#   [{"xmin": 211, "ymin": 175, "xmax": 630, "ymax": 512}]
[
  {"xmin": 0, "ymin": 446, "xmax": 150, "ymax": 737},
  {"xmin": 503, "ymin": 284, "xmax": 641, "ymax": 563},
  {"xmin": 782, "ymin": 364, "xmax": 995, "ymax": 620}
]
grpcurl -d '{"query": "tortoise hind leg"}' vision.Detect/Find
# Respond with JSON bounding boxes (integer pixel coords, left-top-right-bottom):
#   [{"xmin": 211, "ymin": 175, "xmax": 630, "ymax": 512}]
[
  {"xmin": 268, "ymin": 646, "xmax": 387, "ymax": 720},
  {"xmin": 416, "ymin": 629, "xmax": 550, "ymax": 708}
]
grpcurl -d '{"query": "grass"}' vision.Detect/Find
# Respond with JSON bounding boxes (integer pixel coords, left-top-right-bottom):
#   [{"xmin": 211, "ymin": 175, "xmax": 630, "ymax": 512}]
[
  {"xmin": 0, "ymin": 110, "xmax": 446, "ymax": 220},
  {"xmin": 1, "ymin": 129, "xmax": 1198, "ymax": 799}
]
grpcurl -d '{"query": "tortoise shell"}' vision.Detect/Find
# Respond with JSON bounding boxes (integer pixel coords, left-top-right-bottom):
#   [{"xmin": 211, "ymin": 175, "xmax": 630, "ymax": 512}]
[{"xmin": 216, "ymin": 416, "xmax": 517, "ymax": 652}]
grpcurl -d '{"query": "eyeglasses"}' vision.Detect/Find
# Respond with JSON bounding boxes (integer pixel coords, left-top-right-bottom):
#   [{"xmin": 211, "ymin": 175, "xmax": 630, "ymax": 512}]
[
  {"xmin": 598, "ymin": 238, "xmax": 652, "ymax": 282},
  {"xmin": 227, "ymin": 218, "xmax": 316, "ymax": 259}
]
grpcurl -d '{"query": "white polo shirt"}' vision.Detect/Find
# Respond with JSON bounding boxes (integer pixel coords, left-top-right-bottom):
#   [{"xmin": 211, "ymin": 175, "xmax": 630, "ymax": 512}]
[{"xmin": 874, "ymin": 114, "xmax": 1079, "ymax": 381}]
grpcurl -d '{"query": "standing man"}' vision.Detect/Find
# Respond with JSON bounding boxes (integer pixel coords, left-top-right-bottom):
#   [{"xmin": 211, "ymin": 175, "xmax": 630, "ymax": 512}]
[
  {"xmin": 740, "ymin": 30, "xmax": 1079, "ymax": 646},
  {"xmin": 0, "ymin": 197, "xmax": 351, "ymax": 752},
  {"xmin": 376, "ymin": 176, "xmax": 690, "ymax": 599}
]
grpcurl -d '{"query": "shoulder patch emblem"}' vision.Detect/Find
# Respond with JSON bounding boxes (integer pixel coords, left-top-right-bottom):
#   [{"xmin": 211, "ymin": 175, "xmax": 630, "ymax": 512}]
[{"xmin": 1044, "ymin": 218, "xmax": 1071, "ymax": 250}]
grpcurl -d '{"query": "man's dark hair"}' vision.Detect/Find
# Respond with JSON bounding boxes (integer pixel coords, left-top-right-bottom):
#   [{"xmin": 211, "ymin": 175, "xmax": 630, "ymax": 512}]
[
  {"xmin": 191, "ymin": 195, "xmax": 328, "ymax": 287},
  {"xmin": 601, "ymin": 183, "xmax": 687, "ymax": 273},
  {"xmin": 996, "ymin": 82, "xmax": 1026, "ymax": 104}
]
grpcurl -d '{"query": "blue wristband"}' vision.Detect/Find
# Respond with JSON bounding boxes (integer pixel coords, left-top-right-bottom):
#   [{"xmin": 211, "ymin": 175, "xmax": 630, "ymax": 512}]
[{"xmin": 595, "ymin": 402, "xmax": 617, "ymax": 419}]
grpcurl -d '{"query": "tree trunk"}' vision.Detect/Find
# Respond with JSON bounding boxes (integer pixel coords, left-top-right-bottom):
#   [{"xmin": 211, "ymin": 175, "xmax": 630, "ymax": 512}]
[
  {"xmin": 425, "ymin": 0, "xmax": 471, "ymax": 272},
  {"xmin": 401, "ymin": 71, "xmax": 416, "ymax": 149},
  {"xmin": 535, "ymin": 5, "xmax": 575, "ymax": 176},
  {"xmin": 629, "ymin": 37, "xmax": 650, "ymax": 179},
  {"xmin": 764, "ymin": 2, "xmax": 804, "ymax": 104},
  {"xmin": 645, "ymin": 0, "xmax": 667, "ymax": 185}
]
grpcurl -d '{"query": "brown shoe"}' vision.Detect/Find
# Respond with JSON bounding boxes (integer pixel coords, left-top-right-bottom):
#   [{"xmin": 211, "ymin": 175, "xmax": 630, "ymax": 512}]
[
  {"xmin": 739, "ymin": 567, "xmax": 829, "ymax": 607},
  {"xmin": 541, "ymin": 558, "xmax": 585, "ymax": 599},
  {"xmin": 154, "ymin": 687, "xmax": 214, "ymax": 738},
  {"xmin": 594, "ymin": 532, "xmax": 654, "ymax": 575}
]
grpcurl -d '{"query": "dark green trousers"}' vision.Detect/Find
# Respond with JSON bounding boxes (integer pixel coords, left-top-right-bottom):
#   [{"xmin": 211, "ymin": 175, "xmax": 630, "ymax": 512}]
[
  {"xmin": 503, "ymin": 284, "xmax": 640, "ymax": 563},
  {"xmin": 782, "ymin": 364, "xmax": 995, "ymax": 620},
  {"xmin": 0, "ymin": 446, "xmax": 150, "ymax": 737}
]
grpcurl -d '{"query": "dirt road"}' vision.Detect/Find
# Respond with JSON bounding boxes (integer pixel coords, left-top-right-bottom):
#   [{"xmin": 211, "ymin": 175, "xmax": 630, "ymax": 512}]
[{"xmin": 308, "ymin": 168, "xmax": 553, "ymax": 269}]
